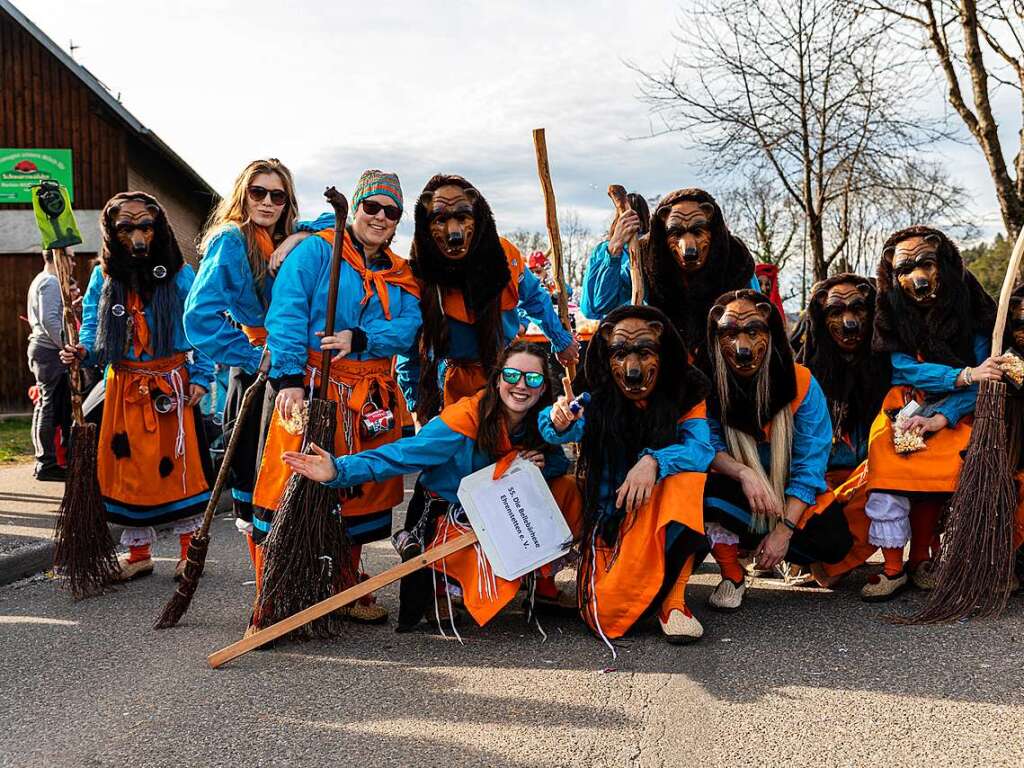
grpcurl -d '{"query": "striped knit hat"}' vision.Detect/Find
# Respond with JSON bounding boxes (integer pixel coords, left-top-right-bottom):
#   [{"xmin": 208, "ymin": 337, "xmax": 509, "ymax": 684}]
[{"xmin": 352, "ymin": 169, "xmax": 403, "ymax": 212}]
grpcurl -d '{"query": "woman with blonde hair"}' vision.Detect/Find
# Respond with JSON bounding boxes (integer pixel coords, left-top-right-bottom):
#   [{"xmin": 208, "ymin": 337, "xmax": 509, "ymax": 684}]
[{"xmin": 184, "ymin": 158, "xmax": 308, "ymax": 577}]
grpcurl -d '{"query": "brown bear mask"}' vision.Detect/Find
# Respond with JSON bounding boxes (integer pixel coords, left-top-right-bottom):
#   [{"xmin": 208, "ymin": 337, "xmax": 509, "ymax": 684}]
[{"xmin": 599, "ymin": 317, "xmax": 663, "ymax": 401}]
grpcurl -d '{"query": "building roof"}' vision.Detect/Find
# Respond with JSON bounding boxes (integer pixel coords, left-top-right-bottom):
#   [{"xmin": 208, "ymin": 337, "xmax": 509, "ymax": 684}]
[{"xmin": 1, "ymin": 0, "xmax": 219, "ymax": 200}]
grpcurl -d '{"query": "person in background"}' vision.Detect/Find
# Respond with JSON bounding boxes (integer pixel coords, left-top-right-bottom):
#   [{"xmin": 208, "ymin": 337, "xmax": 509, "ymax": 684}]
[
  {"xmin": 579, "ymin": 192, "xmax": 650, "ymax": 320},
  {"xmin": 26, "ymin": 247, "xmax": 73, "ymax": 481}
]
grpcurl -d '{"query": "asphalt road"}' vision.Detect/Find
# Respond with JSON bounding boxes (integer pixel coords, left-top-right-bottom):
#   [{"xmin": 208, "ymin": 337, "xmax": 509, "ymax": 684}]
[{"xmin": 2, "ymin": 487, "xmax": 1023, "ymax": 768}]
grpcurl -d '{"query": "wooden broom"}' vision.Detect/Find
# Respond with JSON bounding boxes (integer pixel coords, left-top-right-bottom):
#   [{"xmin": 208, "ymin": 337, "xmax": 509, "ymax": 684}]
[
  {"xmin": 533, "ymin": 128, "xmax": 577, "ymax": 380},
  {"xmin": 50, "ymin": 242, "xmax": 120, "ymax": 597},
  {"xmin": 607, "ymin": 184, "xmax": 645, "ymax": 306},
  {"xmin": 154, "ymin": 350, "xmax": 270, "ymax": 629},
  {"xmin": 253, "ymin": 186, "xmax": 355, "ymax": 639},
  {"xmin": 898, "ymin": 225, "xmax": 1024, "ymax": 623}
]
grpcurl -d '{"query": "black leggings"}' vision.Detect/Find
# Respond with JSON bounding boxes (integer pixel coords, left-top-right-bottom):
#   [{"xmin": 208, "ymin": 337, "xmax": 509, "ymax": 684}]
[{"xmin": 702, "ymin": 474, "xmax": 853, "ymax": 565}]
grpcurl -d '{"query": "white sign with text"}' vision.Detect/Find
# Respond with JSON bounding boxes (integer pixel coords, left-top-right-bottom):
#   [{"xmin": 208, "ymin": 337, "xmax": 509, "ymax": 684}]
[{"xmin": 457, "ymin": 457, "xmax": 573, "ymax": 581}]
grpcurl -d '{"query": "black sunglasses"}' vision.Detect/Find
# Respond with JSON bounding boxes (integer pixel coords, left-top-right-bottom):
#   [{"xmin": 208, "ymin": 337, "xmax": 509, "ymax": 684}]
[
  {"xmin": 361, "ymin": 199, "xmax": 402, "ymax": 221},
  {"xmin": 247, "ymin": 186, "xmax": 288, "ymax": 206}
]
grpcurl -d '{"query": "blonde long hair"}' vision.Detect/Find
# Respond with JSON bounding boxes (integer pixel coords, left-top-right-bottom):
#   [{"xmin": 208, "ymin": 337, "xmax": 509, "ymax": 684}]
[
  {"xmin": 711, "ymin": 334, "xmax": 794, "ymax": 533},
  {"xmin": 199, "ymin": 158, "xmax": 298, "ymax": 297}
]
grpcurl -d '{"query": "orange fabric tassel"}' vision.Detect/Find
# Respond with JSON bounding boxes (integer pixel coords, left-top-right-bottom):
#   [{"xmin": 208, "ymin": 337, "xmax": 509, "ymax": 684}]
[{"xmin": 125, "ymin": 291, "xmax": 152, "ymax": 358}]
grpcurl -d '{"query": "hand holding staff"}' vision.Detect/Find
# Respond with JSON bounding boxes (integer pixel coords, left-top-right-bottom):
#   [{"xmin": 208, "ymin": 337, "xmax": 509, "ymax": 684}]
[{"xmin": 608, "ymin": 185, "xmax": 645, "ymax": 306}]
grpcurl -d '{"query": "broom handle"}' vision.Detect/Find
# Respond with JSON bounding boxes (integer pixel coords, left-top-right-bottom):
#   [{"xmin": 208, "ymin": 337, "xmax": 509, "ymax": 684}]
[
  {"xmin": 208, "ymin": 530, "xmax": 479, "ymax": 668},
  {"xmin": 318, "ymin": 187, "xmax": 350, "ymax": 399},
  {"xmin": 195, "ymin": 350, "xmax": 271, "ymax": 540},
  {"xmin": 991, "ymin": 226, "xmax": 1024, "ymax": 356},
  {"xmin": 607, "ymin": 185, "xmax": 645, "ymax": 306},
  {"xmin": 532, "ymin": 128, "xmax": 576, "ymax": 380},
  {"xmin": 51, "ymin": 247, "xmax": 83, "ymax": 425}
]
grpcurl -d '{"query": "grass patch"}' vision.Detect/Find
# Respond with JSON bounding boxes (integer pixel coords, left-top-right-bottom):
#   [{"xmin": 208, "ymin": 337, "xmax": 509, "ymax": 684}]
[{"xmin": 0, "ymin": 417, "xmax": 34, "ymax": 463}]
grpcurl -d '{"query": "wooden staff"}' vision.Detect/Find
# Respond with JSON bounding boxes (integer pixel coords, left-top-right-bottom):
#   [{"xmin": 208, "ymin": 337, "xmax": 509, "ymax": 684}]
[
  {"xmin": 51, "ymin": 248, "xmax": 82, "ymax": 425},
  {"xmin": 532, "ymin": 128, "xmax": 576, "ymax": 380},
  {"xmin": 607, "ymin": 184, "xmax": 645, "ymax": 306},
  {"xmin": 209, "ymin": 531, "xmax": 478, "ymax": 668}
]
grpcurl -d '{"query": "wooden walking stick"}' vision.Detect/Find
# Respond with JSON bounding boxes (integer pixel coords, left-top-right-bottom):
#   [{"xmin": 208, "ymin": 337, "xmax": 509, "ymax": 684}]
[
  {"xmin": 607, "ymin": 185, "xmax": 645, "ymax": 306},
  {"xmin": 208, "ymin": 531, "xmax": 478, "ymax": 668},
  {"xmin": 254, "ymin": 186, "xmax": 355, "ymax": 638},
  {"xmin": 43, "ymin": 188, "xmax": 120, "ymax": 597},
  {"xmin": 533, "ymin": 128, "xmax": 577, "ymax": 380},
  {"xmin": 154, "ymin": 350, "xmax": 271, "ymax": 629},
  {"xmin": 897, "ymin": 225, "xmax": 1024, "ymax": 624}
]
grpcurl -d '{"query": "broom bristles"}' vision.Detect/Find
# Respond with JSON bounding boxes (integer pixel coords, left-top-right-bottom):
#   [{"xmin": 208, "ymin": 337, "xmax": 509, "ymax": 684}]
[
  {"xmin": 153, "ymin": 534, "xmax": 211, "ymax": 629},
  {"xmin": 893, "ymin": 379, "xmax": 1017, "ymax": 624},
  {"xmin": 255, "ymin": 397, "xmax": 355, "ymax": 639},
  {"xmin": 53, "ymin": 422, "xmax": 120, "ymax": 598}
]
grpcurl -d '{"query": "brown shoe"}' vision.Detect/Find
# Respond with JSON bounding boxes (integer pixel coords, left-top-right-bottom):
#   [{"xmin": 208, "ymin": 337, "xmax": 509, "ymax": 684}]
[
  {"xmin": 910, "ymin": 560, "xmax": 937, "ymax": 591},
  {"xmin": 809, "ymin": 562, "xmax": 844, "ymax": 589},
  {"xmin": 115, "ymin": 553, "xmax": 154, "ymax": 582},
  {"xmin": 347, "ymin": 601, "xmax": 389, "ymax": 624}
]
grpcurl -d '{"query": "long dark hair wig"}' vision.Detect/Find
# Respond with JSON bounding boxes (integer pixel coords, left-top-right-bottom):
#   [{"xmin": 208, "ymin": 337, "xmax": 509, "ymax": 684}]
[
  {"xmin": 799, "ymin": 274, "xmax": 891, "ymax": 442},
  {"xmin": 643, "ymin": 188, "xmax": 755, "ymax": 354},
  {"xmin": 410, "ymin": 174, "xmax": 511, "ymax": 420},
  {"xmin": 574, "ymin": 304, "xmax": 708, "ymax": 544},
  {"xmin": 475, "ymin": 341, "xmax": 555, "ymax": 460},
  {"xmin": 605, "ymin": 192, "xmax": 651, "ymax": 238},
  {"xmin": 873, "ymin": 225, "xmax": 995, "ymax": 367},
  {"xmin": 95, "ymin": 191, "xmax": 184, "ymax": 366}
]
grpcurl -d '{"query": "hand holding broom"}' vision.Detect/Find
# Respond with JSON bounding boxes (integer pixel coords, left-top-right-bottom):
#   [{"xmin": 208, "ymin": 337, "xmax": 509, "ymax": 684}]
[
  {"xmin": 41, "ymin": 185, "xmax": 120, "ymax": 598},
  {"xmin": 898, "ymin": 224, "xmax": 1024, "ymax": 623},
  {"xmin": 154, "ymin": 349, "xmax": 271, "ymax": 629}
]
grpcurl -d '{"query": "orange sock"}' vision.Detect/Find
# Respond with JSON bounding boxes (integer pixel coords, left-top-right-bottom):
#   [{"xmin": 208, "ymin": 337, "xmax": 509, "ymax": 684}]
[
  {"xmin": 246, "ymin": 533, "xmax": 258, "ymax": 571},
  {"xmin": 659, "ymin": 554, "xmax": 696, "ymax": 621},
  {"xmin": 882, "ymin": 547, "xmax": 904, "ymax": 577},
  {"xmin": 178, "ymin": 532, "xmax": 192, "ymax": 561},
  {"xmin": 712, "ymin": 542, "xmax": 744, "ymax": 584},
  {"xmin": 127, "ymin": 544, "xmax": 151, "ymax": 564},
  {"xmin": 253, "ymin": 544, "xmax": 264, "ymax": 596},
  {"xmin": 908, "ymin": 499, "xmax": 943, "ymax": 570}
]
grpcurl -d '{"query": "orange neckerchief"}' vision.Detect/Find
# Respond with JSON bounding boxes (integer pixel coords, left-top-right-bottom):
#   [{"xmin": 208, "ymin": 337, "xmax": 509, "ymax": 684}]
[
  {"xmin": 438, "ymin": 390, "xmax": 521, "ymax": 479},
  {"xmin": 125, "ymin": 291, "xmax": 153, "ymax": 358},
  {"xmin": 240, "ymin": 226, "xmax": 277, "ymax": 345},
  {"xmin": 316, "ymin": 230, "xmax": 421, "ymax": 320},
  {"xmin": 437, "ymin": 238, "xmax": 526, "ymax": 323},
  {"xmin": 252, "ymin": 225, "xmax": 276, "ymax": 260}
]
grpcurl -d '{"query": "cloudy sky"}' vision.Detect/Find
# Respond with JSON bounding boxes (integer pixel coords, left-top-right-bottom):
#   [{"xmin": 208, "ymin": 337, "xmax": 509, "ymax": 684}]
[{"xmin": 16, "ymin": 0, "xmax": 1017, "ymax": 256}]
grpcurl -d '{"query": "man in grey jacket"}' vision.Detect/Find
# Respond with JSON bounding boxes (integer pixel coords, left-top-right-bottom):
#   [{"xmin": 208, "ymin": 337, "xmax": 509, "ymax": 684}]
[{"xmin": 26, "ymin": 248, "xmax": 73, "ymax": 481}]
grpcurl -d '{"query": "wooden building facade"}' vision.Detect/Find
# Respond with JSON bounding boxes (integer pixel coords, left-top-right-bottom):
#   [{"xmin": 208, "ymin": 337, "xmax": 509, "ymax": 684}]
[{"xmin": 0, "ymin": 0, "xmax": 217, "ymax": 410}]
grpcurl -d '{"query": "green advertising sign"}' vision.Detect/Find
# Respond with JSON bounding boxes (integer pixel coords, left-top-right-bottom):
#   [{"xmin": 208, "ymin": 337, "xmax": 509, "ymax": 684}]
[{"xmin": 0, "ymin": 148, "xmax": 74, "ymax": 203}]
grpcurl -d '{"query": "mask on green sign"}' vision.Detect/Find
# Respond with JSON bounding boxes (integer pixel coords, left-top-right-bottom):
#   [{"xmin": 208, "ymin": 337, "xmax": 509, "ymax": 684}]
[{"xmin": 32, "ymin": 180, "xmax": 82, "ymax": 250}]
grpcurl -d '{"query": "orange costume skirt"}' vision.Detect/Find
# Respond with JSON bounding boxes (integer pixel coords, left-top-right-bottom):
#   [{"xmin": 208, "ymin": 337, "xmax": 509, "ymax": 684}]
[
  {"xmin": 427, "ymin": 475, "xmax": 583, "ymax": 627},
  {"xmin": 251, "ymin": 352, "xmax": 407, "ymax": 545},
  {"xmin": 581, "ymin": 471, "xmax": 706, "ymax": 640},
  {"xmin": 98, "ymin": 353, "xmax": 212, "ymax": 527}
]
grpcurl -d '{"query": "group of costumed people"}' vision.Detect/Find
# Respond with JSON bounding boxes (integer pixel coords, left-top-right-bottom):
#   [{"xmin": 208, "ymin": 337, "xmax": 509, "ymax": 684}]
[{"xmin": 60, "ymin": 158, "xmax": 1024, "ymax": 649}]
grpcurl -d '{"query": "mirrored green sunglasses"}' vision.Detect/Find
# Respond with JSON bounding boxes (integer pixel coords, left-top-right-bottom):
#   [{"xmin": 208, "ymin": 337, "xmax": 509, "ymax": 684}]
[{"xmin": 501, "ymin": 367, "xmax": 545, "ymax": 388}]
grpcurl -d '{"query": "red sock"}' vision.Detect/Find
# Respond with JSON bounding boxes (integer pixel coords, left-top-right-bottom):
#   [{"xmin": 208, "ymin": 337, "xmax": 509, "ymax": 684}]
[
  {"xmin": 127, "ymin": 544, "xmax": 151, "ymax": 564},
  {"xmin": 908, "ymin": 499, "xmax": 943, "ymax": 570},
  {"xmin": 712, "ymin": 542, "xmax": 744, "ymax": 584},
  {"xmin": 178, "ymin": 532, "xmax": 192, "ymax": 561},
  {"xmin": 659, "ymin": 554, "xmax": 696, "ymax": 621},
  {"xmin": 882, "ymin": 547, "xmax": 904, "ymax": 577},
  {"xmin": 535, "ymin": 574, "xmax": 559, "ymax": 599},
  {"xmin": 349, "ymin": 544, "xmax": 363, "ymax": 577}
]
